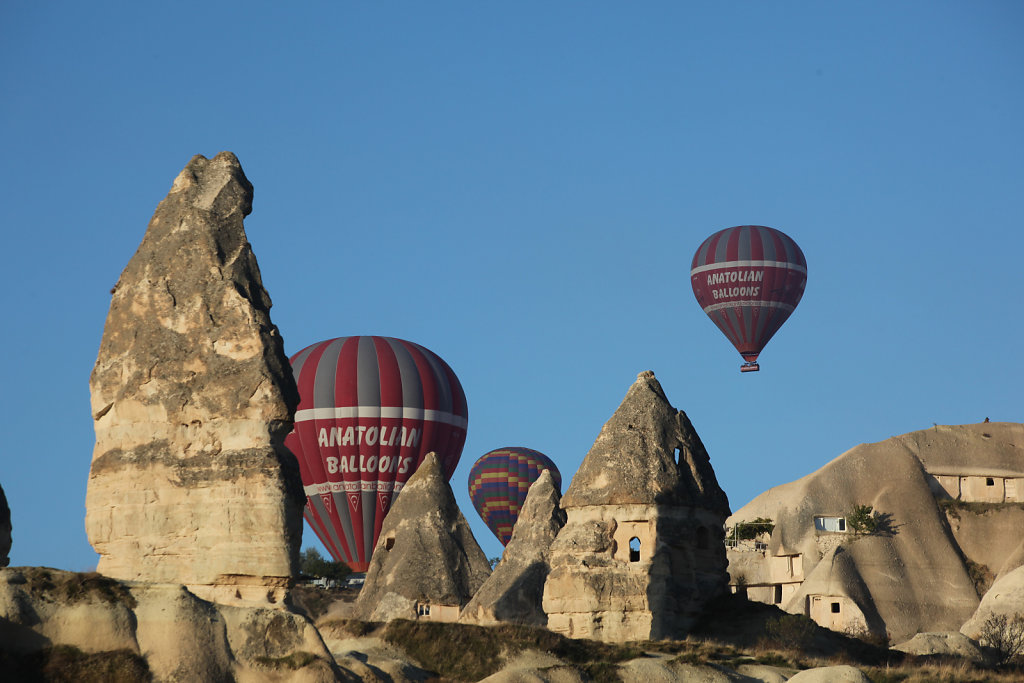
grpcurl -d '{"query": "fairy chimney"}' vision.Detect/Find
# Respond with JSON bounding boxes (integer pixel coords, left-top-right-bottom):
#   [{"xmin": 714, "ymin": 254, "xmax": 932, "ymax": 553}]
[
  {"xmin": 542, "ymin": 371, "xmax": 731, "ymax": 642},
  {"xmin": 460, "ymin": 469, "xmax": 565, "ymax": 626},
  {"xmin": 85, "ymin": 152, "xmax": 304, "ymax": 605},
  {"xmin": 351, "ymin": 453, "xmax": 492, "ymax": 622}
]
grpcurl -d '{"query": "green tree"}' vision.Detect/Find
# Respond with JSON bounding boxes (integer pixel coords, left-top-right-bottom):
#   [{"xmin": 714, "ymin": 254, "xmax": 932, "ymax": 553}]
[
  {"xmin": 730, "ymin": 517, "xmax": 775, "ymax": 541},
  {"xmin": 300, "ymin": 547, "xmax": 352, "ymax": 583},
  {"xmin": 847, "ymin": 505, "xmax": 878, "ymax": 534}
]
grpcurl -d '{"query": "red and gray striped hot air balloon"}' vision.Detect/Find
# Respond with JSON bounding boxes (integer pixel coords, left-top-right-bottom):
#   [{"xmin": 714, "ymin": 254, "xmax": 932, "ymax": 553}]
[
  {"xmin": 285, "ymin": 336, "xmax": 468, "ymax": 571},
  {"xmin": 468, "ymin": 447, "xmax": 561, "ymax": 545},
  {"xmin": 690, "ymin": 226, "xmax": 807, "ymax": 372}
]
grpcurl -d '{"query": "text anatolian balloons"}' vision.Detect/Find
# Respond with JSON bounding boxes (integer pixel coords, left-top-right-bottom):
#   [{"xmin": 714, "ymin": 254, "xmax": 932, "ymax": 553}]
[
  {"xmin": 468, "ymin": 447, "xmax": 561, "ymax": 545},
  {"xmin": 690, "ymin": 226, "xmax": 807, "ymax": 372},
  {"xmin": 285, "ymin": 336, "xmax": 468, "ymax": 571}
]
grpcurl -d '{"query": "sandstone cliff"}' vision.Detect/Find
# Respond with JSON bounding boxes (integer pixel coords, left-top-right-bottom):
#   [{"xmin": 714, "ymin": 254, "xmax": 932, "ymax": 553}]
[
  {"xmin": 350, "ymin": 453, "xmax": 491, "ymax": 621},
  {"xmin": 85, "ymin": 152, "xmax": 304, "ymax": 604},
  {"xmin": 460, "ymin": 469, "xmax": 565, "ymax": 626}
]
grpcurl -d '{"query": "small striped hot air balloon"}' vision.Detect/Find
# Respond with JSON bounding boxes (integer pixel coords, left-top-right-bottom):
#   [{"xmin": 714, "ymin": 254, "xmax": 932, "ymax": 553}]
[
  {"xmin": 690, "ymin": 225, "xmax": 807, "ymax": 372},
  {"xmin": 285, "ymin": 336, "xmax": 468, "ymax": 571},
  {"xmin": 468, "ymin": 447, "xmax": 561, "ymax": 545}
]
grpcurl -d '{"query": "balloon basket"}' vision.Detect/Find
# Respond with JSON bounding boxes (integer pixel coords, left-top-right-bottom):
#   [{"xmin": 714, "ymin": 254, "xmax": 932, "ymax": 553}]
[{"xmin": 740, "ymin": 362, "xmax": 760, "ymax": 373}]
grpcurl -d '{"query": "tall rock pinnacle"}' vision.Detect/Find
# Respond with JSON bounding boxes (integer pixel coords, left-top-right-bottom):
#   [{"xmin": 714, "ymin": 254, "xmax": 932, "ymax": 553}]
[
  {"xmin": 460, "ymin": 469, "xmax": 565, "ymax": 626},
  {"xmin": 543, "ymin": 371, "xmax": 731, "ymax": 642},
  {"xmin": 85, "ymin": 152, "xmax": 304, "ymax": 605}
]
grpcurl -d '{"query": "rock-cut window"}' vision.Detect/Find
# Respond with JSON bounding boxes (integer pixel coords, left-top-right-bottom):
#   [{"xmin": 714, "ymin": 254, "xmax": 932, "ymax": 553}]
[
  {"xmin": 629, "ymin": 537, "xmax": 641, "ymax": 563},
  {"xmin": 696, "ymin": 526, "xmax": 709, "ymax": 550}
]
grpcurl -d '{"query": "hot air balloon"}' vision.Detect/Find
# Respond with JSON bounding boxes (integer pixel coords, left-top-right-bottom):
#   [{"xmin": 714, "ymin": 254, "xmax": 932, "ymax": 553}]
[
  {"xmin": 468, "ymin": 447, "xmax": 561, "ymax": 545},
  {"xmin": 690, "ymin": 225, "xmax": 807, "ymax": 372},
  {"xmin": 285, "ymin": 336, "xmax": 468, "ymax": 571}
]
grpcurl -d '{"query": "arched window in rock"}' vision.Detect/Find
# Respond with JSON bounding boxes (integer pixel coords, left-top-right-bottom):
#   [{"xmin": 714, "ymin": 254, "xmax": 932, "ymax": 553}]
[
  {"xmin": 696, "ymin": 525, "xmax": 709, "ymax": 550},
  {"xmin": 384, "ymin": 536, "xmax": 395, "ymax": 551},
  {"xmin": 629, "ymin": 537, "xmax": 641, "ymax": 562}
]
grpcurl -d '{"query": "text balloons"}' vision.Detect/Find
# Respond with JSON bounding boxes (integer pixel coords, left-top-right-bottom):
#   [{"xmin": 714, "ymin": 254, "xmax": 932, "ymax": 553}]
[
  {"xmin": 468, "ymin": 447, "xmax": 561, "ymax": 545},
  {"xmin": 690, "ymin": 226, "xmax": 807, "ymax": 372},
  {"xmin": 286, "ymin": 336, "xmax": 468, "ymax": 571}
]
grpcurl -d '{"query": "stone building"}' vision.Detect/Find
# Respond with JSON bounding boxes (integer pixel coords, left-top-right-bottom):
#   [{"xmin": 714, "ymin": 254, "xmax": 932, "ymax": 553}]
[{"xmin": 542, "ymin": 371, "xmax": 731, "ymax": 642}]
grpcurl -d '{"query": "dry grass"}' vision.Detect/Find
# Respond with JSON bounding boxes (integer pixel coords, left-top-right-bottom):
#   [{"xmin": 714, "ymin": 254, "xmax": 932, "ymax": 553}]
[
  {"xmin": 0, "ymin": 645, "xmax": 151, "ymax": 683},
  {"xmin": 21, "ymin": 568, "xmax": 137, "ymax": 608}
]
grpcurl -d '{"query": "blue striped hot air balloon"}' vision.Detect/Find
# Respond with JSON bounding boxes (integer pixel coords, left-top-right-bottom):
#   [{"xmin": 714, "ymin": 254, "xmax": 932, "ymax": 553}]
[{"xmin": 468, "ymin": 447, "xmax": 561, "ymax": 545}]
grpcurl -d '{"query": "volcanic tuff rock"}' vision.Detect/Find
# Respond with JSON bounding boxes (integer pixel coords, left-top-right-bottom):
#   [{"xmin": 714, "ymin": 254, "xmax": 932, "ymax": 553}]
[
  {"xmin": 893, "ymin": 631, "xmax": 986, "ymax": 662},
  {"xmin": 0, "ymin": 567, "xmax": 347, "ymax": 682},
  {"xmin": 728, "ymin": 427, "xmax": 989, "ymax": 643},
  {"xmin": 961, "ymin": 564, "xmax": 1024, "ymax": 640},
  {"xmin": 561, "ymin": 371, "xmax": 730, "ymax": 511},
  {"xmin": 0, "ymin": 483, "xmax": 9, "ymax": 567},
  {"xmin": 460, "ymin": 469, "xmax": 566, "ymax": 626},
  {"xmin": 85, "ymin": 152, "xmax": 304, "ymax": 605},
  {"xmin": 351, "ymin": 453, "xmax": 492, "ymax": 621},
  {"xmin": 543, "ymin": 371, "xmax": 731, "ymax": 642}
]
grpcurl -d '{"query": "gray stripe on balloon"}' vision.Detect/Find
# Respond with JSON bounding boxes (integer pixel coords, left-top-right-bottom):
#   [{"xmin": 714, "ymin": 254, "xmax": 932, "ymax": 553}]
[
  {"xmin": 357, "ymin": 336, "xmax": 382, "ymax": 409},
  {"xmin": 738, "ymin": 226, "xmax": 751, "ymax": 260},
  {"xmin": 314, "ymin": 337, "xmax": 345, "ymax": 409},
  {"xmin": 290, "ymin": 342, "xmax": 317, "ymax": 382}
]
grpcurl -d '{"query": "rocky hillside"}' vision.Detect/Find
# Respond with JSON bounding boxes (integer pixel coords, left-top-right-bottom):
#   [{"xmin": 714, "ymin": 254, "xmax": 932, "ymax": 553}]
[{"xmin": 728, "ymin": 423, "xmax": 1024, "ymax": 644}]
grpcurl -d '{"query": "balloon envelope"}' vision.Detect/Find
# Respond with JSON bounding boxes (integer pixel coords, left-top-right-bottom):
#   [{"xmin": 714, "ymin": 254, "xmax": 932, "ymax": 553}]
[
  {"xmin": 690, "ymin": 226, "xmax": 807, "ymax": 369},
  {"xmin": 286, "ymin": 336, "xmax": 468, "ymax": 571},
  {"xmin": 468, "ymin": 447, "xmax": 561, "ymax": 545}
]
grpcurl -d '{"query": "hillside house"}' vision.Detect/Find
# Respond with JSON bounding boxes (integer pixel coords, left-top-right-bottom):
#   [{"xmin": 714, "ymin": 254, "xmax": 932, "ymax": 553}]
[{"xmin": 925, "ymin": 470, "xmax": 1023, "ymax": 503}]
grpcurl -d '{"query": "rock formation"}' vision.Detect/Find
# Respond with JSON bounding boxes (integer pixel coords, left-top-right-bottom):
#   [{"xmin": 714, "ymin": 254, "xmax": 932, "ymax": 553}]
[
  {"xmin": 350, "ymin": 452, "xmax": 491, "ymax": 621},
  {"xmin": 960, "ymin": 564, "xmax": 1024, "ymax": 641},
  {"xmin": 0, "ymin": 482, "xmax": 10, "ymax": 567},
  {"xmin": 460, "ymin": 469, "xmax": 565, "ymax": 626},
  {"xmin": 893, "ymin": 631, "xmax": 986, "ymax": 662},
  {"xmin": 85, "ymin": 152, "xmax": 304, "ymax": 605},
  {"xmin": 542, "ymin": 371, "xmax": 731, "ymax": 642},
  {"xmin": 728, "ymin": 425, "xmax": 1001, "ymax": 642},
  {"xmin": 0, "ymin": 567, "xmax": 347, "ymax": 681}
]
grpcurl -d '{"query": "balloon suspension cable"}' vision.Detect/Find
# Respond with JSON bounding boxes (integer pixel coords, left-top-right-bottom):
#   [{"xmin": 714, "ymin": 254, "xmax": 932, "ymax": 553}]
[{"xmin": 740, "ymin": 361, "xmax": 760, "ymax": 373}]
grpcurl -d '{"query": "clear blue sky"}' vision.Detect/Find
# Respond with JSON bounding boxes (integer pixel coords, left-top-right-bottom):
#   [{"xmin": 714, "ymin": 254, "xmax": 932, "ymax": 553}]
[{"xmin": 1, "ymin": 2, "xmax": 1021, "ymax": 570}]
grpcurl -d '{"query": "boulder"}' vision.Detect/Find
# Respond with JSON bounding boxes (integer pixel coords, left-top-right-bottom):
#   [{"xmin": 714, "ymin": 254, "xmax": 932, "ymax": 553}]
[
  {"xmin": 351, "ymin": 452, "xmax": 491, "ymax": 621},
  {"xmin": 0, "ymin": 567, "xmax": 139, "ymax": 655},
  {"xmin": 787, "ymin": 666, "xmax": 871, "ymax": 682},
  {"xmin": 460, "ymin": 469, "xmax": 565, "ymax": 626},
  {"xmin": 543, "ymin": 371, "xmax": 731, "ymax": 642},
  {"xmin": 85, "ymin": 152, "xmax": 304, "ymax": 605},
  {"xmin": 892, "ymin": 631, "xmax": 985, "ymax": 661},
  {"xmin": 0, "ymin": 483, "xmax": 9, "ymax": 567}
]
